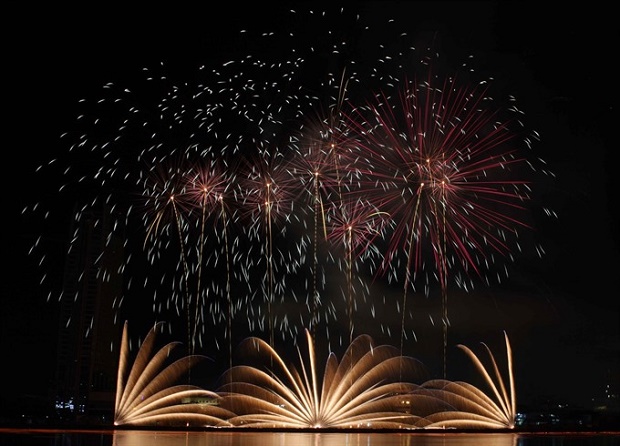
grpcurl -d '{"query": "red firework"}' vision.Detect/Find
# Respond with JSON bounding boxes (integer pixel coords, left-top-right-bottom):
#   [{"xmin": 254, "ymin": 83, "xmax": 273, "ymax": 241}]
[
  {"xmin": 338, "ymin": 67, "xmax": 540, "ymax": 376},
  {"xmin": 343, "ymin": 70, "xmax": 536, "ymax": 292}
]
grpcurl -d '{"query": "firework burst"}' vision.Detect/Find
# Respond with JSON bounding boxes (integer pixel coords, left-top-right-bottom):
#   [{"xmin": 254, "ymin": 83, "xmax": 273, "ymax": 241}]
[
  {"xmin": 26, "ymin": 7, "xmax": 553, "ymax": 378},
  {"xmin": 338, "ymin": 65, "xmax": 549, "ymax": 375}
]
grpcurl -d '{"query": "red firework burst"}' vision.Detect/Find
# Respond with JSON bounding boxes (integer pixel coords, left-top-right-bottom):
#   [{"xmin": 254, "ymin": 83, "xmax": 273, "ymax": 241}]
[{"xmin": 343, "ymin": 69, "xmax": 537, "ymax": 292}]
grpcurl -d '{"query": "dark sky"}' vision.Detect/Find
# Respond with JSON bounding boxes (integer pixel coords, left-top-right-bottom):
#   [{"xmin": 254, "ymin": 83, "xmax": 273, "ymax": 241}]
[{"xmin": 3, "ymin": 2, "xmax": 618, "ymax": 412}]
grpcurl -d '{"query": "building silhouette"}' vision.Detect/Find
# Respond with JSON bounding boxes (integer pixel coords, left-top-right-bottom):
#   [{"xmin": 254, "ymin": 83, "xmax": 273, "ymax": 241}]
[{"xmin": 53, "ymin": 202, "xmax": 124, "ymax": 423}]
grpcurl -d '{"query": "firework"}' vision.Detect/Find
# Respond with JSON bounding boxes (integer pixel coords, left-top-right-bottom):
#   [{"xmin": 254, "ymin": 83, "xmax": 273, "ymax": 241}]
[
  {"xmin": 338, "ymin": 65, "xmax": 548, "ymax": 375},
  {"xmin": 218, "ymin": 328, "xmax": 428, "ymax": 428},
  {"xmin": 27, "ymin": 7, "xmax": 552, "ymax": 378},
  {"xmin": 115, "ymin": 322, "xmax": 516, "ymax": 429},
  {"xmin": 114, "ymin": 321, "xmax": 234, "ymax": 427}
]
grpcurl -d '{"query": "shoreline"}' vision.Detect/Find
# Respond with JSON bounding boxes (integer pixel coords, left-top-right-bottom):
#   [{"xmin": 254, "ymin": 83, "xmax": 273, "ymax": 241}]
[{"xmin": 1, "ymin": 423, "xmax": 619, "ymax": 435}]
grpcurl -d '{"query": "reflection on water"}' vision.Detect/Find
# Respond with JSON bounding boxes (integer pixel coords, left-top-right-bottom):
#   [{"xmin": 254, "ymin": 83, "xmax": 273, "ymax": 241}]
[
  {"xmin": 1, "ymin": 429, "xmax": 619, "ymax": 446},
  {"xmin": 113, "ymin": 430, "xmax": 517, "ymax": 446}
]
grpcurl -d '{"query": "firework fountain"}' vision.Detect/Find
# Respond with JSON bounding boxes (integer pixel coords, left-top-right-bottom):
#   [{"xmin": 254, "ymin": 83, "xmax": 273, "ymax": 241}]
[
  {"xmin": 26, "ymin": 6, "xmax": 553, "ymax": 429},
  {"xmin": 115, "ymin": 320, "xmax": 516, "ymax": 429}
]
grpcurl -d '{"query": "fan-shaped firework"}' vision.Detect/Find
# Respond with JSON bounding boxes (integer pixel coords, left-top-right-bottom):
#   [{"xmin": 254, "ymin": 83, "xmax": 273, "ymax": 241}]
[
  {"xmin": 217, "ymin": 329, "xmax": 429, "ymax": 428},
  {"xmin": 114, "ymin": 323, "xmax": 517, "ymax": 429},
  {"xmin": 114, "ymin": 321, "xmax": 234, "ymax": 427},
  {"xmin": 405, "ymin": 331, "xmax": 516, "ymax": 429}
]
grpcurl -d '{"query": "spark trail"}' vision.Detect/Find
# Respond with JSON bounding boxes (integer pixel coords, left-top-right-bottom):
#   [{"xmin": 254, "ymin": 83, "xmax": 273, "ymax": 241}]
[{"xmin": 27, "ymin": 7, "xmax": 553, "ymax": 377}]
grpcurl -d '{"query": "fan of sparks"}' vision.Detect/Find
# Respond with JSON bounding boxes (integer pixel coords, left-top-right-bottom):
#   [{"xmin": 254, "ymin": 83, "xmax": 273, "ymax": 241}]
[{"xmin": 115, "ymin": 322, "xmax": 516, "ymax": 429}]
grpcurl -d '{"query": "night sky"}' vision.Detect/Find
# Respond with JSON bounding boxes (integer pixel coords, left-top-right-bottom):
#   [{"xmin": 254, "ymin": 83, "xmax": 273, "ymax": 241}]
[{"xmin": 3, "ymin": 2, "xmax": 618, "ymax": 413}]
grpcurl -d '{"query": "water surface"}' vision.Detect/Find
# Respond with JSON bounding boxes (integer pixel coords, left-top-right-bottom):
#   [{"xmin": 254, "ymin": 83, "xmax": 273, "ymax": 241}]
[{"xmin": 1, "ymin": 428, "xmax": 619, "ymax": 446}]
